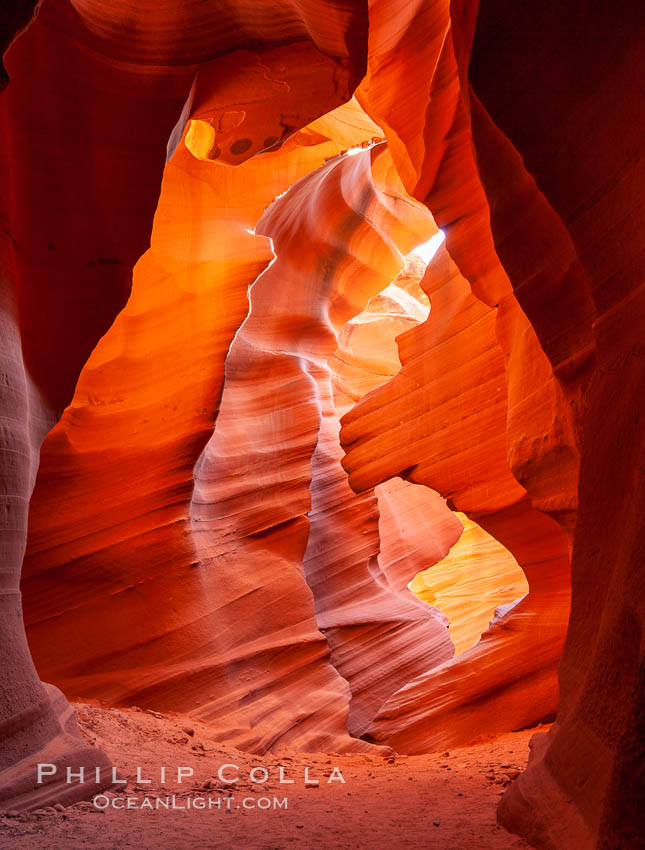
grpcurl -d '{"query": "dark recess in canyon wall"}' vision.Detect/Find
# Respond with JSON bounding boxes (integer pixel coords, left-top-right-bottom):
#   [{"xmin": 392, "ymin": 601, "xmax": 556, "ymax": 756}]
[{"xmin": 459, "ymin": 1, "xmax": 645, "ymax": 847}]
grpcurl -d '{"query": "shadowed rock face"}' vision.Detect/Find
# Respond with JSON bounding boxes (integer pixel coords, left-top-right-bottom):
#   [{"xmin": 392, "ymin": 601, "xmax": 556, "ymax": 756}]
[
  {"xmin": 0, "ymin": 2, "xmax": 641, "ymax": 847},
  {"xmin": 0, "ymin": 0, "xmax": 369, "ymax": 810},
  {"xmin": 0, "ymin": 0, "xmax": 194, "ymax": 810},
  {"xmin": 341, "ymin": 241, "xmax": 571, "ymax": 753},
  {"xmin": 461, "ymin": 3, "xmax": 645, "ymax": 848},
  {"xmin": 22, "ymin": 131, "xmax": 459, "ymax": 753}
]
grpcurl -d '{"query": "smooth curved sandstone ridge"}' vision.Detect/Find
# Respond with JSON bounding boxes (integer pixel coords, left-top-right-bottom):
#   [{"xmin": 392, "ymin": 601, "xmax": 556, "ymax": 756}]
[
  {"xmin": 375, "ymin": 478, "xmax": 463, "ymax": 597},
  {"xmin": 22, "ymin": 111, "xmax": 386, "ymax": 754},
  {"xmin": 1, "ymin": 0, "xmax": 371, "ymax": 803},
  {"xmin": 0, "ymin": 1, "xmax": 640, "ymax": 845},
  {"xmin": 342, "ymin": 243, "xmax": 570, "ymax": 750},
  {"xmin": 189, "ymin": 143, "xmax": 453, "ymax": 744}
]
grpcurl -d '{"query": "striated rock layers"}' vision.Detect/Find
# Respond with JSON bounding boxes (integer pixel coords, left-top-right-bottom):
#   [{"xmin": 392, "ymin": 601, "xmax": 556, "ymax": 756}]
[
  {"xmin": 22, "ymin": 112, "xmax": 358, "ymax": 746},
  {"xmin": 0, "ymin": 1, "xmax": 641, "ymax": 846},
  {"xmin": 1, "ymin": 0, "xmax": 371, "ymax": 809},
  {"xmin": 333, "ymin": 261, "xmax": 531, "ymax": 661},
  {"xmin": 342, "ymin": 241, "xmax": 571, "ymax": 752},
  {"xmin": 0, "ymin": 0, "xmax": 191, "ymax": 810},
  {"xmin": 460, "ymin": 3, "xmax": 645, "ymax": 848},
  {"xmin": 346, "ymin": 0, "xmax": 642, "ymax": 847},
  {"xmin": 22, "ymin": 107, "xmax": 463, "ymax": 753},
  {"xmin": 189, "ymin": 146, "xmax": 456, "ymax": 746},
  {"xmin": 408, "ymin": 512, "xmax": 529, "ymax": 657}
]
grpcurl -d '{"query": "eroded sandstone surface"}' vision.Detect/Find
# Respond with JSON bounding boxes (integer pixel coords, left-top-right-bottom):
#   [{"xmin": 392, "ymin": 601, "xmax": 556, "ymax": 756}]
[{"xmin": 0, "ymin": 2, "xmax": 641, "ymax": 848}]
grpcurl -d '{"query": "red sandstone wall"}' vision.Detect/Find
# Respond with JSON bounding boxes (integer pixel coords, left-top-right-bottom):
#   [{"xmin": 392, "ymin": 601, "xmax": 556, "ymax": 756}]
[
  {"xmin": 22, "ymin": 125, "xmax": 461, "ymax": 753},
  {"xmin": 341, "ymin": 241, "xmax": 571, "ymax": 751},
  {"xmin": 0, "ymin": 0, "xmax": 194, "ymax": 808},
  {"xmin": 0, "ymin": 0, "xmax": 370, "ymax": 808},
  {"xmin": 353, "ymin": 0, "xmax": 642, "ymax": 845},
  {"xmin": 459, "ymin": 3, "xmax": 645, "ymax": 848},
  {"xmin": 0, "ymin": 2, "xmax": 640, "ymax": 846}
]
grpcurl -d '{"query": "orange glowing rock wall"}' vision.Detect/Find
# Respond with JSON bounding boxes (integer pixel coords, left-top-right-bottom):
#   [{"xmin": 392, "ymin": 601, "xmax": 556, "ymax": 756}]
[
  {"xmin": 0, "ymin": 1, "xmax": 640, "ymax": 846},
  {"xmin": 22, "ymin": 111, "xmax": 463, "ymax": 752},
  {"xmin": 4, "ymin": 0, "xmax": 572, "ymax": 769},
  {"xmin": 0, "ymin": 0, "xmax": 371, "ymax": 805},
  {"xmin": 342, "ymin": 240, "xmax": 571, "ymax": 751},
  {"xmin": 409, "ymin": 512, "xmax": 529, "ymax": 656},
  {"xmin": 22, "ymin": 106, "xmax": 377, "ymax": 751}
]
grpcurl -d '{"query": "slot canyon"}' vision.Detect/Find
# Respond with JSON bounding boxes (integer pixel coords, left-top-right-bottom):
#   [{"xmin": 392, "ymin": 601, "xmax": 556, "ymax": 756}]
[{"xmin": 0, "ymin": 1, "xmax": 643, "ymax": 848}]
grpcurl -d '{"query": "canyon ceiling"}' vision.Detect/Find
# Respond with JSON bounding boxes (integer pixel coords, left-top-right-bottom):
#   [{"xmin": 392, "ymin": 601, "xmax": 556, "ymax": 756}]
[{"xmin": 0, "ymin": 1, "xmax": 643, "ymax": 848}]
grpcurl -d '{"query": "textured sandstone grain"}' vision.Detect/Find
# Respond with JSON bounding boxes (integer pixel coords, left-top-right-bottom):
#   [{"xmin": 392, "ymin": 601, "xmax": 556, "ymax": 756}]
[{"xmin": 0, "ymin": 2, "xmax": 640, "ymax": 847}]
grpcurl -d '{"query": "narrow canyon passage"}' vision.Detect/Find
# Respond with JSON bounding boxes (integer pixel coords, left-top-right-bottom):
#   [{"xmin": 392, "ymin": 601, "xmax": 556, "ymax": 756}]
[
  {"xmin": 20, "ymin": 127, "xmax": 556, "ymax": 759},
  {"xmin": 0, "ymin": 2, "xmax": 643, "ymax": 849}
]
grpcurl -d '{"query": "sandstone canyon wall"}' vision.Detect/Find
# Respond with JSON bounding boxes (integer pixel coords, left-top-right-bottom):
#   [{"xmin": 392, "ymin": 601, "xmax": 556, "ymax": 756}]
[
  {"xmin": 461, "ymin": 3, "xmax": 645, "ymax": 848},
  {"xmin": 0, "ymin": 0, "xmax": 192, "ymax": 809},
  {"xmin": 0, "ymin": 1, "xmax": 641, "ymax": 848},
  {"xmin": 22, "ymin": 105, "xmax": 388, "ymax": 755},
  {"xmin": 341, "ymin": 241, "xmax": 571, "ymax": 752},
  {"xmin": 0, "ymin": 0, "xmax": 372, "ymax": 808},
  {"xmin": 350, "ymin": 0, "xmax": 642, "ymax": 847}
]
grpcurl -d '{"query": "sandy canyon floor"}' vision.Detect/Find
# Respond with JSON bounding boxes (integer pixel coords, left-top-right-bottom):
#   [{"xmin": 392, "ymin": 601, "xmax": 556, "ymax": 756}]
[{"xmin": 1, "ymin": 703, "xmax": 537, "ymax": 849}]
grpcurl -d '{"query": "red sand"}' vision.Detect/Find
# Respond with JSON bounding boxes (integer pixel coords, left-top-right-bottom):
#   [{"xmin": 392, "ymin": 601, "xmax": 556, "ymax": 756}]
[{"xmin": 1, "ymin": 703, "xmax": 534, "ymax": 848}]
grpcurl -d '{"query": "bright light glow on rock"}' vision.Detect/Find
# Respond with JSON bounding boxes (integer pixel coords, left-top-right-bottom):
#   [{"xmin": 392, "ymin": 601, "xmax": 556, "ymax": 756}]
[
  {"xmin": 344, "ymin": 142, "xmax": 379, "ymax": 156},
  {"xmin": 410, "ymin": 231, "xmax": 445, "ymax": 264}
]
